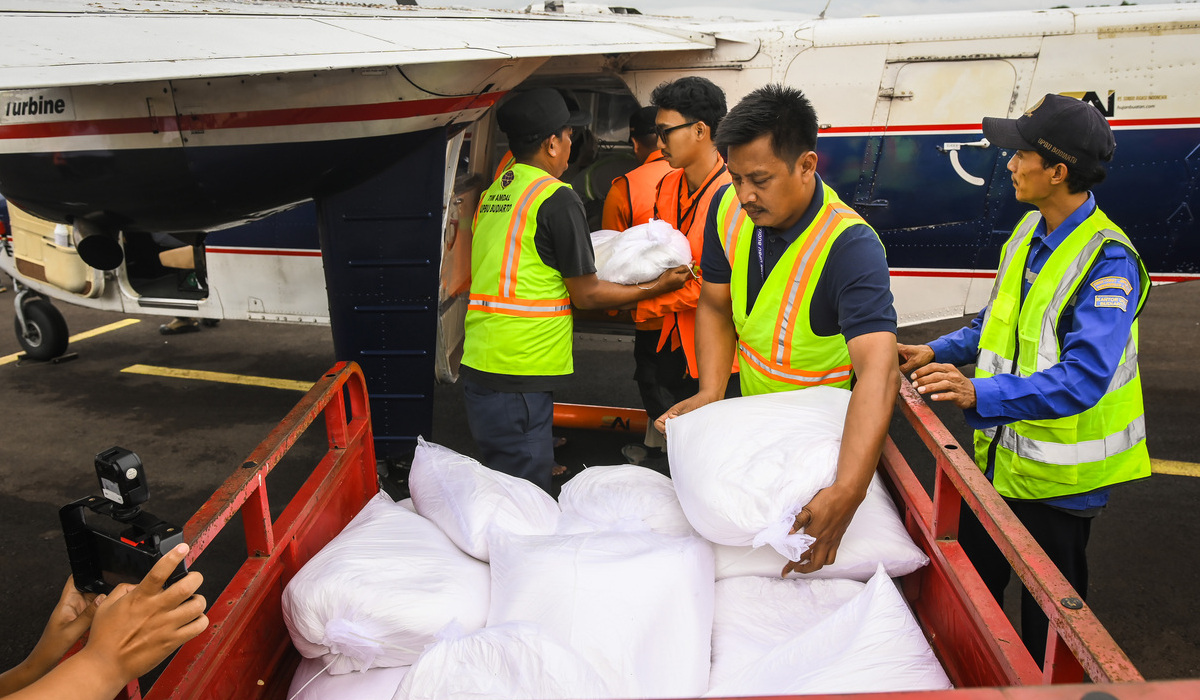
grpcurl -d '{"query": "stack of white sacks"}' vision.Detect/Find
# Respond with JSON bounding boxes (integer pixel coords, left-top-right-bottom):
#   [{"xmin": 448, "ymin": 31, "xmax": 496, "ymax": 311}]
[{"xmin": 281, "ymin": 386, "xmax": 952, "ymax": 700}]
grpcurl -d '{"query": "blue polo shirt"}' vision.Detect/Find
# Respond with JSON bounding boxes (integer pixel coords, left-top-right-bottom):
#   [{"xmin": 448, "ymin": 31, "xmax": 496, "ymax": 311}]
[
  {"xmin": 928, "ymin": 193, "xmax": 1143, "ymax": 512},
  {"xmin": 700, "ymin": 176, "xmax": 896, "ymax": 341}
]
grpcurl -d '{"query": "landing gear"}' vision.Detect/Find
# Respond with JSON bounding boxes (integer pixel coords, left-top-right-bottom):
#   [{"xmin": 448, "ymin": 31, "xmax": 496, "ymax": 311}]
[{"xmin": 13, "ymin": 290, "xmax": 69, "ymax": 361}]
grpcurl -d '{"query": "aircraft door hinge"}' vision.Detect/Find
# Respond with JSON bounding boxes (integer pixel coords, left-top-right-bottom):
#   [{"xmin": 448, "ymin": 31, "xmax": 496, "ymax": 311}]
[{"xmin": 878, "ymin": 87, "xmax": 914, "ymax": 100}]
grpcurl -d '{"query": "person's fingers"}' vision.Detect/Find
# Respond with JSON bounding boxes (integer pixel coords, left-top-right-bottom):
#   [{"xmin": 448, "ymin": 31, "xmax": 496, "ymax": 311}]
[
  {"xmin": 789, "ymin": 506, "xmax": 813, "ymax": 535},
  {"xmin": 795, "ymin": 543, "xmax": 829, "ymax": 574},
  {"xmin": 139, "ymin": 543, "xmax": 190, "ymax": 594},
  {"xmin": 103, "ymin": 583, "xmax": 135, "ymax": 607}
]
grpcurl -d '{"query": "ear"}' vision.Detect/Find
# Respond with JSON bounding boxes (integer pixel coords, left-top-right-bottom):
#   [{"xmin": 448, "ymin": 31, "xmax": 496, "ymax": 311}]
[
  {"xmin": 544, "ymin": 134, "xmax": 560, "ymax": 158},
  {"xmin": 1049, "ymin": 162, "xmax": 1069, "ymax": 185},
  {"xmin": 797, "ymin": 150, "xmax": 818, "ymax": 178}
]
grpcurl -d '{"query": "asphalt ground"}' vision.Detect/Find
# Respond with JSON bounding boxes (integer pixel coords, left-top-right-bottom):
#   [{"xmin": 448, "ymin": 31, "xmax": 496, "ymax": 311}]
[{"xmin": 0, "ymin": 279, "xmax": 1197, "ymax": 687}]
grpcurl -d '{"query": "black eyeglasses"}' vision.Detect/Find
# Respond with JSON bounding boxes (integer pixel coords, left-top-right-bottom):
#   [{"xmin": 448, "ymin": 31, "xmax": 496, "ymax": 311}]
[{"xmin": 655, "ymin": 120, "xmax": 699, "ymax": 140}]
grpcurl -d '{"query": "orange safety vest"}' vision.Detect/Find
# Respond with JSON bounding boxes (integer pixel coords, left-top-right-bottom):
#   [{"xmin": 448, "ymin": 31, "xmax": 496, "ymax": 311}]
[
  {"xmin": 635, "ymin": 157, "xmax": 731, "ymax": 377},
  {"xmin": 617, "ymin": 150, "xmax": 673, "ymax": 230}
]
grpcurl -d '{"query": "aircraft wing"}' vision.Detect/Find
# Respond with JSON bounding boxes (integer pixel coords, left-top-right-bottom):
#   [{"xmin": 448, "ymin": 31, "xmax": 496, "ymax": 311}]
[{"xmin": 0, "ymin": 0, "xmax": 715, "ymax": 89}]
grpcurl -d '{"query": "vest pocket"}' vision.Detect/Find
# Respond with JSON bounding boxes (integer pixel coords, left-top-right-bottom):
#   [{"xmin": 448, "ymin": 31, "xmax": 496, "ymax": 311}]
[
  {"xmin": 1009, "ymin": 456, "xmax": 1079, "ymax": 486},
  {"xmin": 1009, "ymin": 415, "xmax": 1080, "ymax": 486}
]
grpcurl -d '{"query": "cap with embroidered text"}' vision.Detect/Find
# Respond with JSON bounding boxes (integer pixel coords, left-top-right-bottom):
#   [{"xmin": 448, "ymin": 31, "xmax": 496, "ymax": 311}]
[
  {"xmin": 982, "ymin": 93, "xmax": 1115, "ymax": 170},
  {"xmin": 496, "ymin": 88, "xmax": 589, "ymax": 144}
]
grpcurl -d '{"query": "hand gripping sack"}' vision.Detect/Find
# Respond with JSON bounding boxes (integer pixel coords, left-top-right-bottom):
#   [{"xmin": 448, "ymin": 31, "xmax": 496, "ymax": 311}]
[
  {"xmin": 711, "ymin": 472, "xmax": 928, "ymax": 581},
  {"xmin": 590, "ymin": 218, "xmax": 691, "ymax": 284},
  {"xmin": 556, "ymin": 464, "xmax": 695, "ymax": 537},
  {"xmin": 705, "ymin": 565, "xmax": 952, "ymax": 696},
  {"xmin": 488, "ymin": 530, "xmax": 715, "ymax": 699},
  {"xmin": 665, "ymin": 387, "xmax": 852, "ymax": 560},
  {"xmin": 394, "ymin": 621, "xmax": 612, "ymax": 700},
  {"xmin": 409, "ymin": 437, "xmax": 560, "ymax": 561},
  {"xmin": 282, "ymin": 492, "xmax": 490, "ymax": 673}
]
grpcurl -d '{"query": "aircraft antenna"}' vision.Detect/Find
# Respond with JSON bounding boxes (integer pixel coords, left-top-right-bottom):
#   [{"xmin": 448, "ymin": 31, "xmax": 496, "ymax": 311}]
[{"xmin": 817, "ymin": 0, "xmax": 832, "ymax": 20}]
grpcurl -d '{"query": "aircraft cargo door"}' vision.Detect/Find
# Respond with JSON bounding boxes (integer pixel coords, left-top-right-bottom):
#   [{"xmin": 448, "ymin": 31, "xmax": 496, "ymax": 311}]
[{"xmin": 862, "ymin": 58, "xmax": 1033, "ymax": 323}]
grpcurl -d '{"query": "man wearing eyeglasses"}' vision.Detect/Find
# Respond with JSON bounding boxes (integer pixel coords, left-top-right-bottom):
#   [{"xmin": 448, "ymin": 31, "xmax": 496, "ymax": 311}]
[
  {"xmin": 462, "ymin": 89, "xmax": 691, "ymax": 491},
  {"xmin": 617, "ymin": 77, "xmax": 736, "ymax": 471},
  {"xmin": 657, "ymin": 84, "xmax": 900, "ymax": 574}
]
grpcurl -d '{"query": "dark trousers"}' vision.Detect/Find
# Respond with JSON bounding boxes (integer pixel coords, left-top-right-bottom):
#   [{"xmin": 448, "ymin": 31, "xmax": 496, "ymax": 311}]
[
  {"xmin": 633, "ymin": 328, "xmax": 698, "ymax": 425},
  {"xmin": 958, "ymin": 499, "xmax": 1092, "ymax": 665},
  {"xmin": 461, "ymin": 378, "xmax": 555, "ymax": 492}
]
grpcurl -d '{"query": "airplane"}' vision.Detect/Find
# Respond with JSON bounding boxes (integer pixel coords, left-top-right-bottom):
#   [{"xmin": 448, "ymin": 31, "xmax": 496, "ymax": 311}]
[{"xmin": 1, "ymin": 0, "xmax": 1197, "ymax": 460}]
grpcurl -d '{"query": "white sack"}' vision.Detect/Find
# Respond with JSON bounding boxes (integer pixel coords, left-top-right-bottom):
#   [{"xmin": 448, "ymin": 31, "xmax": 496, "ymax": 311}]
[
  {"xmin": 591, "ymin": 219, "xmax": 691, "ymax": 284},
  {"xmin": 665, "ymin": 387, "xmax": 851, "ymax": 560},
  {"xmin": 395, "ymin": 621, "xmax": 612, "ymax": 700},
  {"xmin": 556, "ymin": 464, "xmax": 695, "ymax": 537},
  {"xmin": 409, "ymin": 437, "xmax": 559, "ymax": 561},
  {"xmin": 288, "ymin": 656, "xmax": 409, "ymax": 700},
  {"xmin": 282, "ymin": 492, "xmax": 490, "ymax": 673},
  {"xmin": 488, "ymin": 530, "xmax": 715, "ymax": 699},
  {"xmin": 712, "ymin": 473, "xmax": 928, "ymax": 581},
  {"xmin": 705, "ymin": 565, "xmax": 953, "ymax": 696},
  {"xmin": 708, "ymin": 576, "xmax": 865, "ymax": 689}
]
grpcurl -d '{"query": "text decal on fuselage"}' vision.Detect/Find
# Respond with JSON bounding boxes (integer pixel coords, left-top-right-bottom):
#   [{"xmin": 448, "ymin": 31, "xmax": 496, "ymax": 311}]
[{"xmin": 0, "ymin": 88, "xmax": 75, "ymax": 124}]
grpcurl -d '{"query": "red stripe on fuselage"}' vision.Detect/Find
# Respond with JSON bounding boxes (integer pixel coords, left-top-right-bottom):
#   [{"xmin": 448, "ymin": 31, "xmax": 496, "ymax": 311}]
[
  {"xmin": 0, "ymin": 92, "xmax": 504, "ymax": 141},
  {"xmin": 820, "ymin": 116, "xmax": 1200, "ymax": 136},
  {"xmin": 207, "ymin": 247, "xmax": 321, "ymax": 257}
]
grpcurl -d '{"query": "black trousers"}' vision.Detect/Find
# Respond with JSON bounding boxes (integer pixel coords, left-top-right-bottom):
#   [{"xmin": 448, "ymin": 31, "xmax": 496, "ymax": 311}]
[
  {"xmin": 958, "ymin": 499, "xmax": 1093, "ymax": 665},
  {"xmin": 460, "ymin": 378, "xmax": 555, "ymax": 492},
  {"xmin": 632, "ymin": 328, "xmax": 698, "ymax": 425}
]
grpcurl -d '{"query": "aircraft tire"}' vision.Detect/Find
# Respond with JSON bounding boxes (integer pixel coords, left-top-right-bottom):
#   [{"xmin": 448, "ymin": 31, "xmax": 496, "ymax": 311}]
[{"xmin": 14, "ymin": 299, "xmax": 69, "ymax": 361}]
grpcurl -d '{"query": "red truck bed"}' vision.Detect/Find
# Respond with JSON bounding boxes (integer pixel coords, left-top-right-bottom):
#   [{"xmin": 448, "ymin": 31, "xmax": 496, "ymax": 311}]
[{"xmin": 132, "ymin": 361, "xmax": 1199, "ymax": 699}]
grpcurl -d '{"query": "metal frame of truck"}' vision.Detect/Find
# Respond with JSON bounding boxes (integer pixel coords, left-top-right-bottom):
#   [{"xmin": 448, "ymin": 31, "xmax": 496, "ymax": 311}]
[{"xmin": 122, "ymin": 361, "xmax": 1199, "ymax": 699}]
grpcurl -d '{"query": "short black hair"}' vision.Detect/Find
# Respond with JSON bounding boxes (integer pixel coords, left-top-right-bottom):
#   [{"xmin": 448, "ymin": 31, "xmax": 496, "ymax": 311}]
[
  {"xmin": 509, "ymin": 126, "xmax": 571, "ymax": 161},
  {"xmin": 650, "ymin": 77, "xmax": 727, "ymax": 134},
  {"xmin": 1039, "ymin": 151, "xmax": 1108, "ymax": 194},
  {"xmin": 715, "ymin": 84, "xmax": 818, "ymax": 169}
]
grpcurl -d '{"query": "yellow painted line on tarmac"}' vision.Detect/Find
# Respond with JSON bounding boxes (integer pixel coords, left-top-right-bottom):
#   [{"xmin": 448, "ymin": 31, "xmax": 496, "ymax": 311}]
[
  {"xmin": 1151, "ymin": 459, "xmax": 1200, "ymax": 478},
  {"xmin": 121, "ymin": 364, "xmax": 314, "ymax": 392},
  {"xmin": 1, "ymin": 318, "xmax": 141, "ymax": 366}
]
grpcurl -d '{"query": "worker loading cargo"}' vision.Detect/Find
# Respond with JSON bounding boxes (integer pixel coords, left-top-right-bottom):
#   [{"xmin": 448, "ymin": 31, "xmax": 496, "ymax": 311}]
[
  {"xmin": 657, "ymin": 84, "xmax": 901, "ymax": 575},
  {"xmin": 898, "ymin": 93, "xmax": 1151, "ymax": 665},
  {"xmin": 460, "ymin": 88, "xmax": 691, "ymax": 493}
]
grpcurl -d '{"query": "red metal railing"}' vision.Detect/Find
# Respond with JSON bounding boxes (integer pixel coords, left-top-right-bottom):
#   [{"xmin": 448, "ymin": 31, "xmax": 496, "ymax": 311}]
[{"xmin": 140, "ymin": 361, "xmax": 378, "ymax": 700}]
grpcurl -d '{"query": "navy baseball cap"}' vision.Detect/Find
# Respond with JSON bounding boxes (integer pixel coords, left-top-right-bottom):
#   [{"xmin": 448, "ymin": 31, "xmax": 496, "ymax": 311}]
[
  {"xmin": 496, "ymin": 88, "xmax": 589, "ymax": 144},
  {"xmin": 629, "ymin": 105, "xmax": 659, "ymax": 138},
  {"xmin": 983, "ymin": 93, "xmax": 1115, "ymax": 170}
]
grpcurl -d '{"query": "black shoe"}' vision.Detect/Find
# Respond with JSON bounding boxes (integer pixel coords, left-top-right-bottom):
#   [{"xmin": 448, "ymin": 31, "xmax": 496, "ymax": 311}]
[{"xmin": 200, "ymin": 318, "xmax": 220, "ymax": 328}]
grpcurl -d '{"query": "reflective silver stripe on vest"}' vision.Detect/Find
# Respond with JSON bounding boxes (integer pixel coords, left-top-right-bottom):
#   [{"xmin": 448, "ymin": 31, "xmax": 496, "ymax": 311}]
[
  {"xmin": 774, "ymin": 206, "xmax": 845, "ymax": 363},
  {"xmin": 723, "ymin": 200, "xmax": 743, "ymax": 263},
  {"xmin": 996, "ymin": 414, "xmax": 1146, "ymax": 466},
  {"xmin": 1107, "ymin": 332, "xmax": 1139, "ymax": 393},
  {"xmin": 468, "ymin": 299, "xmax": 571, "ymax": 314},
  {"xmin": 976, "ymin": 348, "xmax": 1013, "ymax": 377},
  {"xmin": 1034, "ymin": 228, "xmax": 1112, "ymax": 372},
  {"xmin": 501, "ymin": 179, "xmax": 553, "ymax": 298},
  {"xmin": 739, "ymin": 342, "xmax": 852, "ymax": 385},
  {"xmin": 980, "ymin": 214, "xmax": 1042, "ymax": 332}
]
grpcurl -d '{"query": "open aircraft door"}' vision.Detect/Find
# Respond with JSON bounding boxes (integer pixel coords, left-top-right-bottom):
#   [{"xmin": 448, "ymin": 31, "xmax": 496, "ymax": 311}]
[{"xmin": 858, "ymin": 57, "xmax": 1036, "ymax": 324}]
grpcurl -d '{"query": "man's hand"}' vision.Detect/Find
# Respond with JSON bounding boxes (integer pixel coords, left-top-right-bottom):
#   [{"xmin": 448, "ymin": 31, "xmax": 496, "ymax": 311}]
[
  {"xmin": 897, "ymin": 343, "xmax": 934, "ymax": 375},
  {"xmin": 655, "ymin": 390, "xmax": 720, "ymax": 434},
  {"xmin": 82, "ymin": 543, "xmax": 208, "ymax": 684},
  {"xmin": 781, "ymin": 483, "xmax": 866, "ymax": 576},
  {"xmin": 648, "ymin": 264, "xmax": 692, "ymax": 294},
  {"xmin": 910, "ymin": 362, "xmax": 977, "ymax": 409}
]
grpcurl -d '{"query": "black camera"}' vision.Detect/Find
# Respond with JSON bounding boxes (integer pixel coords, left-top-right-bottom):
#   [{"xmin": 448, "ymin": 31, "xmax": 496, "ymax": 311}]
[{"xmin": 60, "ymin": 447, "xmax": 188, "ymax": 594}]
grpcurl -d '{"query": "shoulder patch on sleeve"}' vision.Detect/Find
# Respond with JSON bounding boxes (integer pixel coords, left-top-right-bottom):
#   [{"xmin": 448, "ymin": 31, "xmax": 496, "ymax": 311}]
[
  {"xmin": 1094, "ymin": 294, "xmax": 1129, "ymax": 311},
  {"xmin": 1091, "ymin": 276, "xmax": 1133, "ymax": 294}
]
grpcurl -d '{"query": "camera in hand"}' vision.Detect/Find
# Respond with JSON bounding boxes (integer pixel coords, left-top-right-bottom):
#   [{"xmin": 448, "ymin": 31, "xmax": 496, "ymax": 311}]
[{"xmin": 60, "ymin": 447, "xmax": 188, "ymax": 594}]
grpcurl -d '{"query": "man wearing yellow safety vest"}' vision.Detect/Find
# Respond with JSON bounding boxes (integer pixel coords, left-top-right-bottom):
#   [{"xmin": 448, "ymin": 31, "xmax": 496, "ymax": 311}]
[
  {"xmin": 657, "ymin": 84, "xmax": 901, "ymax": 575},
  {"xmin": 898, "ymin": 93, "xmax": 1150, "ymax": 664},
  {"xmin": 463, "ymin": 89, "xmax": 692, "ymax": 492}
]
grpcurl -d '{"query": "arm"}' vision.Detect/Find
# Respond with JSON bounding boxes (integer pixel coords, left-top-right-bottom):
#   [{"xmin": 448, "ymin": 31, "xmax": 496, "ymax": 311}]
[
  {"xmin": 632, "ymin": 275, "xmax": 701, "ymax": 323},
  {"xmin": 654, "ymin": 279, "xmax": 737, "ymax": 432},
  {"xmin": 563, "ymin": 267, "xmax": 690, "ymax": 311},
  {"xmin": 898, "ymin": 308, "xmax": 986, "ymax": 374},
  {"xmin": 2, "ymin": 545, "xmax": 208, "ymax": 700},
  {"xmin": 600, "ymin": 176, "xmax": 631, "ymax": 232},
  {"xmin": 784, "ymin": 331, "xmax": 901, "ymax": 575},
  {"xmin": 0, "ymin": 579, "xmax": 98, "ymax": 696}
]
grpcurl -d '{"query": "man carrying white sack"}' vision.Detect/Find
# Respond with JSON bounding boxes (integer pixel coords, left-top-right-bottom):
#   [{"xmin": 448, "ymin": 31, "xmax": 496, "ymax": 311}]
[
  {"xmin": 657, "ymin": 84, "xmax": 901, "ymax": 574},
  {"xmin": 462, "ymin": 88, "xmax": 691, "ymax": 492}
]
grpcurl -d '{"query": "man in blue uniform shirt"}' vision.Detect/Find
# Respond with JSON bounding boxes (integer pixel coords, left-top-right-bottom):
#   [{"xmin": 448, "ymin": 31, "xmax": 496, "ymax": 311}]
[{"xmin": 898, "ymin": 93, "xmax": 1151, "ymax": 665}]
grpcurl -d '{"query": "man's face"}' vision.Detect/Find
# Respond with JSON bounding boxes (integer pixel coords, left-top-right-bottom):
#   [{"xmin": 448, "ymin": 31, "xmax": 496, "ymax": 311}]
[
  {"xmin": 1007, "ymin": 149, "xmax": 1061, "ymax": 205},
  {"xmin": 727, "ymin": 134, "xmax": 816, "ymax": 230},
  {"xmin": 656, "ymin": 108, "xmax": 702, "ymax": 169}
]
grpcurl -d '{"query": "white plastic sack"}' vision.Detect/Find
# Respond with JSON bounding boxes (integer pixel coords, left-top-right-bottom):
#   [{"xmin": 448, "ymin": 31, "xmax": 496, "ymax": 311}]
[
  {"xmin": 282, "ymin": 492, "xmax": 491, "ymax": 673},
  {"xmin": 591, "ymin": 219, "xmax": 691, "ymax": 284},
  {"xmin": 556, "ymin": 464, "xmax": 696, "ymax": 537},
  {"xmin": 705, "ymin": 565, "xmax": 953, "ymax": 696},
  {"xmin": 666, "ymin": 387, "xmax": 851, "ymax": 560},
  {"xmin": 409, "ymin": 437, "xmax": 559, "ymax": 561},
  {"xmin": 708, "ymin": 576, "xmax": 865, "ymax": 689},
  {"xmin": 395, "ymin": 621, "xmax": 612, "ymax": 700},
  {"xmin": 712, "ymin": 473, "xmax": 928, "ymax": 581},
  {"xmin": 488, "ymin": 530, "xmax": 715, "ymax": 699},
  {"xmin": 288, "ymin": 656, "xmax": 409, "ymax": 700}
]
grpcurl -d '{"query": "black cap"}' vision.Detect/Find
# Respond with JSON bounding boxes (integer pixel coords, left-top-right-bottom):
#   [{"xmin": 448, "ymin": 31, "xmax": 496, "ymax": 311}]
[
  {"xmin": 496, "ymin": 88, "xmax": 589, "ymax": 144},
  {"xmin": 629, "ymin": 105, "xmax": 659, "ymax": 138},
  {"xmin": 982, "ymin": 93, "xmax": 1115, "ymax": 170}
]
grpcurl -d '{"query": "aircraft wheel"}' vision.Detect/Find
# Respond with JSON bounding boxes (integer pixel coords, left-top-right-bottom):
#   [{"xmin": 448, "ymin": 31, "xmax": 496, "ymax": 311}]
[{"xmin": 13, "ymin": 298, "xmax": 69, "ymax": 361}]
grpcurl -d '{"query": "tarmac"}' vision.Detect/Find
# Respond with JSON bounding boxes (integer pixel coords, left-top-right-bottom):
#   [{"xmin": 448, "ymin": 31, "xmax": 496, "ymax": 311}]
[{"xmin": 0, "ymin": 279, "xmax": 1197, "ymax": 686}]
